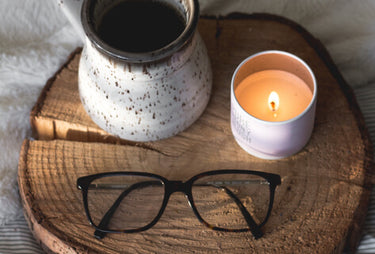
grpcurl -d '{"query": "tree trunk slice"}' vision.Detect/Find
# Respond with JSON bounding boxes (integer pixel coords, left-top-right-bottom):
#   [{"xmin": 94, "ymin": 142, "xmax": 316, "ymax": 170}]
[{"xmin": 20, "ymin": 14, "xmax": 374, "ymax": 253}]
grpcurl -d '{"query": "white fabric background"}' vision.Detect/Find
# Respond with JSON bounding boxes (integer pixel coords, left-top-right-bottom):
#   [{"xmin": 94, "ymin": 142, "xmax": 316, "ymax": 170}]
[{"xmin": 0, "ymin": 0, "xmax": 374, "ymax": 252}]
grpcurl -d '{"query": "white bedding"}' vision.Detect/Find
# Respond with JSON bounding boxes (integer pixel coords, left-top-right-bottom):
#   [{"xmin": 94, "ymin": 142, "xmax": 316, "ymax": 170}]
[{"xmin": 0, "ymin": 0, "xmax": 374, "ymax": 252}]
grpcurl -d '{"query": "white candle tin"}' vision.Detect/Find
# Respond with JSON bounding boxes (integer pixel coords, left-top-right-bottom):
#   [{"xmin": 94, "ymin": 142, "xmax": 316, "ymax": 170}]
[{"xmin": 230, "ymin": 50, "xmax": 317, "ymax": 159}]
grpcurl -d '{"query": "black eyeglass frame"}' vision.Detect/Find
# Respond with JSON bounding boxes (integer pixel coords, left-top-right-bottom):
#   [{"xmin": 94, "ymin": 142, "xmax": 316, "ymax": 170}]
[{"xmin": 77, "ymin": 169, "xmax": 281, "ymax": 239}]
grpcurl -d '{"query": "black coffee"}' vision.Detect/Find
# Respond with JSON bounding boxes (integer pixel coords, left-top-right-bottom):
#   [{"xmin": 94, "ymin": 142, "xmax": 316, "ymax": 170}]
[{"xmin": 97, "ymin": 0, "xmax": 186, "ymax": 53}]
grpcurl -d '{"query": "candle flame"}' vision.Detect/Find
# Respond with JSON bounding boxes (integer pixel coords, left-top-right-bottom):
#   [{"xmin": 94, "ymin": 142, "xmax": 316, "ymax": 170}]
[{"xmin": 268, "ymin": 91, "xmax": 279, "ymax": 112}]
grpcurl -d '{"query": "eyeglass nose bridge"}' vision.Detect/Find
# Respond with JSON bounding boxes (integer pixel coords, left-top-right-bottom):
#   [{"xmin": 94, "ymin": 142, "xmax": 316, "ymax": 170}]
[{"xmin": 166, "ymin": 180, "xmax": 190, "ymax": 194}]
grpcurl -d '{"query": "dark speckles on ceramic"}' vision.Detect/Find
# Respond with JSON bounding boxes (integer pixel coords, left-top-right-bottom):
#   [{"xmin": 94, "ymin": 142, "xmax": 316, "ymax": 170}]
[{"xmin": 79, "ymin": 32, "xmax": 212, "ymax": 142}]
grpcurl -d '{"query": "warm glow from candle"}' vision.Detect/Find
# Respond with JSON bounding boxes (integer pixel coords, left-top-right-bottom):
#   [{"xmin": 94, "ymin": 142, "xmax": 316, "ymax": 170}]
[
  {"xmin": 235, "ymin": 70, "xmax": 313, "ymax": 122},
  {"xmin": 268, "ymin": 91, "xmax": 279, "ymax": 112}
]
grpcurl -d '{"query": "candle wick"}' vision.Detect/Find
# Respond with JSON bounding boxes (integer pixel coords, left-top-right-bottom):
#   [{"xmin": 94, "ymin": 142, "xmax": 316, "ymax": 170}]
[{"xmin": 270, "ymin": 101, "xmax": 276, "ymax": 112}]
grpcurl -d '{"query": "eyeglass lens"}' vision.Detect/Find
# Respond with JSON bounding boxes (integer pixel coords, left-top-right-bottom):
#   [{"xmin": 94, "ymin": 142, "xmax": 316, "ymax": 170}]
[
  {"xmin": 192, "ymin": 173, "xmax": 270, "ymax": 229},
  {"xmin": 87, "ymin": 175, "xmax": 164, "ymax": 231}
]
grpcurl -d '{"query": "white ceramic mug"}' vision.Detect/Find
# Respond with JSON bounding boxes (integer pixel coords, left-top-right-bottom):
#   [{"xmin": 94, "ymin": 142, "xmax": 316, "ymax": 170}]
[{"xmin": 57, "ymin": 0, "xmax": 212, "ymax": 141}]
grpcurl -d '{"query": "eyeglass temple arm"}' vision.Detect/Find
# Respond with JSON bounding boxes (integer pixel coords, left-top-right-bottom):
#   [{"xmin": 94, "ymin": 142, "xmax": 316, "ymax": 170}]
[
  {"xmin": 213, "ymin": 184, "xmax": 263, "ymax": 239},
  {"xmin": 94, "ymin": 180, "xmax": 161, "ymax": 239}
]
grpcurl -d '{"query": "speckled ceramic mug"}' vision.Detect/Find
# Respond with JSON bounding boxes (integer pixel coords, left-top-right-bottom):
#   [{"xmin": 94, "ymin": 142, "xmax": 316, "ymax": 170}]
[{"xmin": 57, "ymin": 0, "xmax": 212, "ymax": 141}]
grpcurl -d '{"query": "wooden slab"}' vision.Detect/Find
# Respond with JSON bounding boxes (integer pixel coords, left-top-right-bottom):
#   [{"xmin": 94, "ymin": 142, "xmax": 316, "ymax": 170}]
[{"xmin": 20, "ymin": 14, "xmax": 374, "ymax": 253}]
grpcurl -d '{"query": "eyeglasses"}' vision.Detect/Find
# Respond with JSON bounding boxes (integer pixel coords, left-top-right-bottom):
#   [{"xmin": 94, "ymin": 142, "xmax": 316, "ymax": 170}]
[{"xmin": 77, "ymin": 169, "xmax": 281, "ymax": 240}]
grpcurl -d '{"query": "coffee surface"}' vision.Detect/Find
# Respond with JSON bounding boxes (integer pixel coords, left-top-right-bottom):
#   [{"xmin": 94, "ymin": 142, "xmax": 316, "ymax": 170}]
[{"xmin": 97, "ymin": 0, "xmax": 186, "ymax": 53}]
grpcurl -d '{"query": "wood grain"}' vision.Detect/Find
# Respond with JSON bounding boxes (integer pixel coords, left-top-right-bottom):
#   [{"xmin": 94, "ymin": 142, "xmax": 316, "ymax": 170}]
[{"xmin": 20, "ymin": 14, "xmax": 374, "ymax": 253}]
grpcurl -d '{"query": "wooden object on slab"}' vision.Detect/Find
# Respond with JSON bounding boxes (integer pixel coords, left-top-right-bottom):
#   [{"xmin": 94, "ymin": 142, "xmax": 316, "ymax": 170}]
[{"xmin": 20, "ymin": 14, "xmax": 374, "ymax": 253}]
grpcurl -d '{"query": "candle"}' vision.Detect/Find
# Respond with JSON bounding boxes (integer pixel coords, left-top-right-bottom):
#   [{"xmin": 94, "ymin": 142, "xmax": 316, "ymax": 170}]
[
  {"xmin": 235, "ymin": 70, "xmax": 313, "ymax": 122},
  {"xmin": 231, "ymin": 51, "xmax": 317, "ymax": 159}
]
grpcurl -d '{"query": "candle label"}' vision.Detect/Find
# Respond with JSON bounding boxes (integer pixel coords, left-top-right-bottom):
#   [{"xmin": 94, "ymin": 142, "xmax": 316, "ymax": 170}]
[{"xmin": 231, "ymin": 101, "xmax": 252, "ymax": 144}]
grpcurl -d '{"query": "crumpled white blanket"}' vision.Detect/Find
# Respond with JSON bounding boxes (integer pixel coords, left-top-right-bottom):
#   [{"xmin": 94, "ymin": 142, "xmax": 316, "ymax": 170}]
[{"xmin": 1, "ymin": 0, "xmax": 374, "ymax": 252}]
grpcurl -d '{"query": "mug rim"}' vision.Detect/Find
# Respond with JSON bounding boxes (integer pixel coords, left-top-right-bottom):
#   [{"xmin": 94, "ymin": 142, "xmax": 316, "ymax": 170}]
[{"xmin": 81, "ymin": 0, "xmax": 199, "ymax": 63}]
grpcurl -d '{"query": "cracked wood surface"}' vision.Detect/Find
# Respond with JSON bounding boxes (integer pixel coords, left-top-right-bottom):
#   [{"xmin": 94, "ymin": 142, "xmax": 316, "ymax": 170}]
[{"xmin": 20, "ymin": 14, "xmax": 374, "ymax": 253}]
